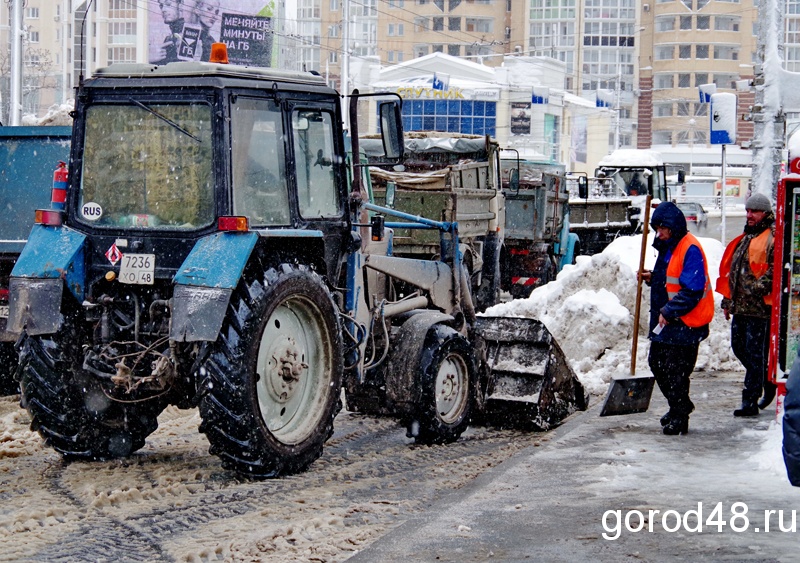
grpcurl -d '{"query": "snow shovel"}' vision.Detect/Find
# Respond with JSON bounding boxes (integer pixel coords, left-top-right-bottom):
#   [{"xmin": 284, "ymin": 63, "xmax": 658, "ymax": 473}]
[{"xmin": 600, "ymin": 195, "xmax": 656, "ymax": 417}]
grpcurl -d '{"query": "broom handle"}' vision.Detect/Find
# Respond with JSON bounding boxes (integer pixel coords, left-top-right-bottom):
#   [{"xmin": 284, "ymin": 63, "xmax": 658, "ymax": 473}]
[{"xmin": 631, "ymin": 195, "xmax": 653, "ymax": 375}]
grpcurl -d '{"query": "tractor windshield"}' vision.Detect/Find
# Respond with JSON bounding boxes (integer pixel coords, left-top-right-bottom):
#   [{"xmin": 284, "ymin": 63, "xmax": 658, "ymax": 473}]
[{"xmin": 77, "ymin": 101, "xmax": 215, "ymax": 229}]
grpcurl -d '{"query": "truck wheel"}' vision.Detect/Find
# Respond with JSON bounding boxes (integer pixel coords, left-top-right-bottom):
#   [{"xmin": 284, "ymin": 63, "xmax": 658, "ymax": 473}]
[
  {"xmin": 198, "ymin": 264, "xmax": 343, "ymax": 478},
  {"xmin": 18, "ymin": 310, "xmax": 164, "ymax": 459},
  {"xmin": 0, "ymin": 342, "xmax": 19, "ymax": 395},
  {"xmin": 411, "ymin": 325, "xmax": 475, "ymax": 445}
]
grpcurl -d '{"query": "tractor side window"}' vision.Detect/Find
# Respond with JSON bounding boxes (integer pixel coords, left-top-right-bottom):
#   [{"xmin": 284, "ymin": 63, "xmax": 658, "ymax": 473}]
[
  {"xmin": 291, "ymin": 109, "xmax": 339, "ymax": 218},
  {"xmin": 231, "ymin": 97, "xmax": 289, "ymax": 226}
]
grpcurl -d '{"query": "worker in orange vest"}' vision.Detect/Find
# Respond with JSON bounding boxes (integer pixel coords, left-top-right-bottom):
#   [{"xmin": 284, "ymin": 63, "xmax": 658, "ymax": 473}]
[
  {"xmin": 716, "ymin": 193, "xmax": 776, "ymax": 417},
  {"xmin": 640, "ymin": 202, "xmax": 714, "ymax": 435}
]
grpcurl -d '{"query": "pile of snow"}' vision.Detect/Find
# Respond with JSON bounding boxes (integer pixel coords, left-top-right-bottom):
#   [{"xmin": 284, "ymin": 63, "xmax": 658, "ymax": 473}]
[
  {"xmin": 485, "ymin": 233, "xmax": 740, "ymax": 396},
  {"xmin": 21, "ymin": 101, "xmax": 74, "ymax": 126}
]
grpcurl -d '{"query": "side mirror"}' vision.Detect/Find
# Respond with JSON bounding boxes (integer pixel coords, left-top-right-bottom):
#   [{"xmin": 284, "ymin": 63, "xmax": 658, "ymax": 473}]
[
  {"xmin": 578, "ymin": 176, "xmax": 589, "ymax": 199},
  {"xmin": 677, "ymin": 170, "xmax": 686, "ymax": 183},
  {"xmin": 379, "ymin": 100, "xmax": 404, "ymax": 160},
  {"xmin": 509, "ymin": 169, "xmax": 519, "ymax": 192}
]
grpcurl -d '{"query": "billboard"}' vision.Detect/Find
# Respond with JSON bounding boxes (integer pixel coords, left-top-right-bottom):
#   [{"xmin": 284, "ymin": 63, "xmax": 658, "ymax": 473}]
[
  {"xmin": 149, "ymin": 0, "xmax": 275, "ymax": 67},
  {"xmin": 510, "ymin": 102, "xmax": 531, "ymax": 135}
]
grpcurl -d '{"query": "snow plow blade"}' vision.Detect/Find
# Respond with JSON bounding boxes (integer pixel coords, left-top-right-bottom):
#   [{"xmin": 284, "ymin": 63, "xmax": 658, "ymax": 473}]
[{"xmin": 474, "ymin": 316, "xmax": 588, "ymax": 430}]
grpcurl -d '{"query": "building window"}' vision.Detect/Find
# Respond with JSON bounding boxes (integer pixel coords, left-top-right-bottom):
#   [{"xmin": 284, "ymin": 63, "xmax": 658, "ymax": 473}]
[
  {"xmin": 28, "ymin": 30, "xmax": 40, "ymax": 43},
  {"xmin": 694, "ymin": 103, "xmax": 708, "ymax": 116},
  {"xmin": 328, "ymin": 25, "xmax": 339, "ymax": 38},
  {"xmin": 713, "ymin": 73, "xmax": 738, "ymax": 88},
  {"xmin": 653, "ymin": 130, "xmax": 673, "ymax": 145},
  {"xmin": 678, "ymin": 74, "xmax": 691, "ymax": 88},
  {"xmin": 388, "ymin": 51, "xmax": 395, "ymax": 63},
  {"xmin": 677, "ymin": 102, "xmax": 691, "ymax": 115},
  {"xmin": 26, "ymin": 7, "xmax": 40, "ymax": 19},
  {"xmin": 415, "ymin": 45, "xmax": 430, "ymax": 57},
  {"xmin": 656, "ymin": 46, "xmax": 674, "ymax": 60},
  {"xmin": 714, "ymin": 46, "xmax": 738, "ymax": 60},
  {"xmin": 696, "ymin": 45, "xmax": 709, "ymax": 59},
  {"xmin": 433, "ymin": 17, "xmax": 444, "ymax": 31},
  {"xmin": 656, "ymin": 17, "xmax": 675, "ymax": 32},
  {"xmin": 449, "ymin": 17, "xmax": 461, "ymax": 31},
  {"xmin": 433, "ymin": 44, "xmax": 444, "ymax": 53},
  {"xmin": 466, "ymin": 18, "xmax": 493, "ymax": 33},
  {"xmin": 330, "ymin": 0, "xmax": 339, "ymax": 10},
  {"xmin": 415, "ymin": 17, "xmax": 430, "ymax": 32},
  {"xmin": 715, "ymin": 16, "xmax": 740, "ymax": 31},
  {"xmin": 655, "ymin": 74, "xmax": 674, "ymax": 89},
  {"xmin": 680, "ymin": 16, "xmax": 692, "ymax": 30},
  {"xmin": 679, "ymin": 45, "xmax": 692, "ymax": 59},
  {"xmin": 329, "ymin": 51, "xmax": 338, "ymax": 63},
  {"xmin": 655, "ymin": 103, "xmax": 674, "ymax": 117},
  {"xmin": 448, "ymin": 44, "xmax": 461, "ymax": 56},
  {"xmin": 401, "ymin": 98, "xmax": 497, "ymax": 137},
  {"xmin": 697, "ymin": 16, "xmax": 710, "ymax": 30}
]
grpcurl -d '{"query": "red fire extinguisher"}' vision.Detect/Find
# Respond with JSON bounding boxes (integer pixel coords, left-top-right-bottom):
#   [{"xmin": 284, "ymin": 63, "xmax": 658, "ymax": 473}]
[{"xmin": 51, "ymin": 161, "xmax": 68, "ymax": 211}]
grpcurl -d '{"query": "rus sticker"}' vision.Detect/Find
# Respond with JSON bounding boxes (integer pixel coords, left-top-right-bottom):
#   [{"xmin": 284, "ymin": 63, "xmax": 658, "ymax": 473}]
[{"xmin": 82, "ymin": 202, "xmax": 103, "ymax": 221}]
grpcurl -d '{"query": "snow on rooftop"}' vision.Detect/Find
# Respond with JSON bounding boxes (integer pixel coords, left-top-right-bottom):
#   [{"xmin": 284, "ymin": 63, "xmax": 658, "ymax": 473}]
[{"xmin": 597, "ymin": 149, "xmax": 664, "ymax": 168}]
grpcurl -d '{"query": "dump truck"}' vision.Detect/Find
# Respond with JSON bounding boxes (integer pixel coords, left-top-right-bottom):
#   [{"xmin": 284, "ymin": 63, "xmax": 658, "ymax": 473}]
[
  {"xmin": 365, "ymin": 134, "xmax": 578, "ymax": 303},
  {"xmin": 568, "ymin": 149, "xmax": 669, "ymax": 255},
  {"xmin": 8, "ymin": 49, "xmax": 585, "ymax": 479},
  {"xmin": 499, "ymin": 157, "xmax": 577, "ymax": 297},
  {"xmin": 364, "ymin": 133, "xmax": 504, "ymax": 311},
  {"xmin": 0, "ymin": 126, "xmax": 71, "ymax": 394}
]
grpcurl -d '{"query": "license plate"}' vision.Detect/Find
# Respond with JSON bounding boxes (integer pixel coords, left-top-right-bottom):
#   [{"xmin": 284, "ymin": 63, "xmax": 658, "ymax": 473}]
[
  {"xmin": 119, "ymin": 253, "xmax": 155, "ymax": 285},
  {"xmin": 0, "ymin": 305, "xmax": 8, "ymax": 319}
]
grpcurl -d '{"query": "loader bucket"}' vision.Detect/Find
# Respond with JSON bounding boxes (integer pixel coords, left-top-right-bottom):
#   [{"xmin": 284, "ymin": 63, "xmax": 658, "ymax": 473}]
[{"xmin": 473, "ymin": 316, "xmax": 587, "ymax": 430}]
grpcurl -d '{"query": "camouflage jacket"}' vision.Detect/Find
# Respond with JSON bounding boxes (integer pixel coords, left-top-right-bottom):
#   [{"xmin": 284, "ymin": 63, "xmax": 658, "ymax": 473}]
[{"xmin": 720, "ymin": 216, "xmax": 774, "ymax": 318}]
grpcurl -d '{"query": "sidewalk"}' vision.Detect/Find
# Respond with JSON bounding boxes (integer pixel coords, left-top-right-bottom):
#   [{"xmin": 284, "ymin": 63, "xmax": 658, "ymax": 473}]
[{"xmin": 349, "ymin": 370, "xmax": 798, "ymax": 562}]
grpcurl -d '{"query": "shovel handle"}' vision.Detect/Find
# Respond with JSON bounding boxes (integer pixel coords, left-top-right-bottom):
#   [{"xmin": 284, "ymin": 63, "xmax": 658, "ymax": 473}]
[{"xmin": 631, "ymin": 195, "xmax": 653, "ymax": 375}]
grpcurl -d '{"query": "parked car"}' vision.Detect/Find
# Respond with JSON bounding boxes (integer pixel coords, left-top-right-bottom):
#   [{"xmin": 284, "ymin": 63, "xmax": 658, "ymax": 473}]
[{"xmin": 676, "ymin": 201, "xmax": 708, "ymax": 230}]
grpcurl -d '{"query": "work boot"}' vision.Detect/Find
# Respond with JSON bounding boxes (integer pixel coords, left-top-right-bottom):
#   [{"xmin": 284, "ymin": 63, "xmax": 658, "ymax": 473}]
[
  {"xmin": 663, "ymin": 418, "xmax": 689, "ymax": 435},
  {"xmin": 733, "ymin": 403, "xmax": 759, "ymax": 417},
  {"xmin": 758, "ymin": 385, "xmax": 777, "ymax": 410},
  {"xmin": 660, "ymin": 411, "xmax": 672, "ymax": 426}
]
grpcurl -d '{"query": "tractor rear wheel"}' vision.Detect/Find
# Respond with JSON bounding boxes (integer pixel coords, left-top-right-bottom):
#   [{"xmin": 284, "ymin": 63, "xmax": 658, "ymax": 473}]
[
  {"xmin": 18, "ymin": 308, "xmax": 165, "ymax": 459},
  {"xmin": 198, "ymin": 263, "xmax": 342, "ymax": 478}
]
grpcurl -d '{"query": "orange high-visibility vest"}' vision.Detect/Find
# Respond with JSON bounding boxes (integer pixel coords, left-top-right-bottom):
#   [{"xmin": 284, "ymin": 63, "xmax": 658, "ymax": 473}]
[
  {"xmin": 665, "ymin": 233, "xmax": 715, "ymax": 327},
  {"xmin": 715, "ymin": 229, "xmax": 773, "ymax": 305}
]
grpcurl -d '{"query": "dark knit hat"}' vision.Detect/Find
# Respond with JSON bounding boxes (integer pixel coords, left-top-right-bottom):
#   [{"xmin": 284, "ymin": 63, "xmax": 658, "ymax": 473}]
[{"xmin": 745, "ymin": 193, "xmax": 773, "ymax": 212}]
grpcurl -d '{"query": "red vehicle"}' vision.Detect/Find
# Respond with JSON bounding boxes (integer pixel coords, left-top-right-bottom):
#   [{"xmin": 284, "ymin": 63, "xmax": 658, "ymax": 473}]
[{"xmin": 768, "ymin": 155, "xmax": 800, "ymax": 409}]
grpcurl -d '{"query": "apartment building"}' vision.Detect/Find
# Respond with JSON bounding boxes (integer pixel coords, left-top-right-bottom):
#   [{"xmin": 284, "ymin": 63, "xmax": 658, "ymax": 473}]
[
  {"xmin": 638, "ymin": 0, "xmax": 758, "ymax": 150},
  {"xmin": 525, "ymin": 0, "xmax": 639, "ymax": 150},
  {"xmin": 320, "ymin": 0, "xmax": 520, "ymax": 92},
  {"xmin": 0, "ymin": 1, "xmax": 71, "ymax": 120}
]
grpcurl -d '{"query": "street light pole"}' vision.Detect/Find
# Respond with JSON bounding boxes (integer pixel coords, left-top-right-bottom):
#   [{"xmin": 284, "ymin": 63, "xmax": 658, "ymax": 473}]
[{"xmin": 9, "ymin": 0, "xmax": 24, "ymax": 125}]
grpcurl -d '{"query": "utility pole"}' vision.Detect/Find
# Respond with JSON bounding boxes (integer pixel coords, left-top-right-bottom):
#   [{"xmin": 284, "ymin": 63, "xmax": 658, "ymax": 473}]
[
  {"xmin": 9, "ymin": 0, "xmax": 24, "ymax": 125},
  {"xmin": 341, "ymin": 0, "xmax": 351, "ymax": 131},
  {"xmin": 751, "ymin": 0, "xmax": 784, "ymax": 198}
]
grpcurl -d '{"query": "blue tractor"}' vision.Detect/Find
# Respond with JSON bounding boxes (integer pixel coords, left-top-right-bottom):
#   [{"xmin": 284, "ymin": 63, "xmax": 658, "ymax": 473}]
[{"xmin": 8, "ymin": 52, "xmax": 585, "ymax": 478}]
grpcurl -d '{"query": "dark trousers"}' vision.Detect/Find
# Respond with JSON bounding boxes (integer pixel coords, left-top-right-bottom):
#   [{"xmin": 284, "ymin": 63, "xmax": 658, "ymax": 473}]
[
  {"xmin": 648, "ymin": 341, "xmax": 698, "ymax": 420},
  {"xmin": 731, "ymin": 314, "xmax": 775, "ymax": 405}
]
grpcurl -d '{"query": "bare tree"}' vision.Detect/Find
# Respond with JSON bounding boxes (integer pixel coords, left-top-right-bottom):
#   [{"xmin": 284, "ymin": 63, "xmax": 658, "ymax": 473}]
[{"xmin": 0, "ymin": 47, "xmax": 59, "ymax": 123}]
